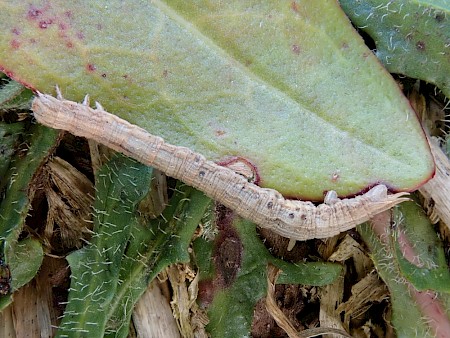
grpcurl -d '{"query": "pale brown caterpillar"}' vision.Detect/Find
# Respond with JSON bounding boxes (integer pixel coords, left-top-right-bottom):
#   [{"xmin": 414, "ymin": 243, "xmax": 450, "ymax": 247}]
[{"xmin": 31, "ymin": 91, "xmax": 409, "ymax": 240}]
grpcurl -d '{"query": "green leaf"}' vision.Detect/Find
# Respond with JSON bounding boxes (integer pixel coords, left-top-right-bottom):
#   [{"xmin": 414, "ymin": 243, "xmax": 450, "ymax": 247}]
[
  {"xmin": 194, "ymin": 216, "xmax": 342, "ymax": 337},
  {"xmin": 0, "ymin": 1, "xmax": 433, "ymax": 199},
  {"xmin": 0, "ymin": 238, "xmax": 42, "ymax": 313},
  {"xmin": 0, "ymin": 122, "xmax": 58, "ymax": 270},
  {"xmin": 0, "ymin": 79, "xmax": 33, "ymax": 111},
  {"xmin": 0, "ymin": 121, "xmax": 23, "ymax": 180},
  {"xmin": 105, "ymin": 184, "xmax": 211, "ymax": 338},
  {"xmin": 58, "ymin": 154, "xmax": 153, "ymax": 337},
  {"xmin": 393, "ymin": 200, "xmax": 450, "ymax": 293},
  {"xmin": 357, "ymin": 201, "xmax": 450, "ymax": 337},
  {"xmin": 0, "ymin": 120, "xmax": 57, "ymax": 311},
  {"xmin": 7, "ymin": 237, "xmax": 43, "ymax": 291},
  {"xmin": 339, "ymin": 0, "xmax": 450, "ymax": 98},
  {"xmin": 0, "ymin": 123, "xmax": 58, "ymax": 245},
  {"xmin": 59, "ymin": 154, "xmax": 211, "ymax": 337}
]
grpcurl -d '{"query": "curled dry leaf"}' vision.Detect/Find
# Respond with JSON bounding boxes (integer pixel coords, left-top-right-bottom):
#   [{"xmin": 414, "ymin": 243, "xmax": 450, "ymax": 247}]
[{"xmin": 32, "ymin": 92, "xmax": 410, "ymax": 240}]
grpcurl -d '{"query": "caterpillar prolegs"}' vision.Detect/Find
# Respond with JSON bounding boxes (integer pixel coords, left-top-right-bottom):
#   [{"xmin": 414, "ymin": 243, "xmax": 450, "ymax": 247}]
[{"xmin": 31, "ymin": 91, "xmax": 409, "ymax": 240}]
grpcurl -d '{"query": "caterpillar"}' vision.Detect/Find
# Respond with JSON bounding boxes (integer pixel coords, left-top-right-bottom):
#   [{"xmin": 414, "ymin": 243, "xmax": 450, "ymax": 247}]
[{"xmin": 31, "ymin": 91, "xmax": 409, "ymax": 240}]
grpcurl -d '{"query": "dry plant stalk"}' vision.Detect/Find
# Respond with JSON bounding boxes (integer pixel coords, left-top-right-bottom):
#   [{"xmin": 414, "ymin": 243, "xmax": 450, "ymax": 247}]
[
  {"xmin": 32, "ymin": 91, "xmax": 409, "ymax": 240},
  {"xmin": 419, "ymin": 137, "xmax": 450, "ymax": 227},
  {"xmin": 266, "ymin": 264, "xmax": 353, "ymax": 338}
]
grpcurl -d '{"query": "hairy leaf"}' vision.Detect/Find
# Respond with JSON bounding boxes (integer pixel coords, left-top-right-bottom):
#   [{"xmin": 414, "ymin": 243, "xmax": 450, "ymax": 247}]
[
  {"xmin": 339, "ymin": 0, "xmax": 450, "ymax": 98},
  {"xmin": 59, "ymin": 154, "xmax": 211, "ymax": 337},
  {"xmin": 0, "ymin": 121, "xmax": 23, "ymax": 180},
  {"xmin": 358, "ymin": 201, "xmax": 450, "ymax": 337},
  {"xmin": 105, "ymin": 184, "xmax": 211, "ymax": 338},
  {"xmin": 0, "ymin": 123, "xmax": 58, "ymax": 245},
  {"xmin": 58, "ymin": 155, "xmax": 153, "ymax": 337}
]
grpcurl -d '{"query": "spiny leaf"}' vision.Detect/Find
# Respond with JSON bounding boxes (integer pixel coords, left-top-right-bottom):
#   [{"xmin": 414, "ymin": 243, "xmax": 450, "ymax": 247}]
[
  {"xmin": 0, "ymin": 1, "xmax": 434, "ymax": 199},
  {"xmin": 194, "ymin": 216, "xmax": 342, "ymax": 337},
  {"xmin": 0, "ymin": 123, "xmax": 58, "ymax": 245},
  {"xmin": 339, "ymin": 0, "xmax": 450, "ymax": 98},
  {"xmin": 104, "ymin": 184, "xmax": 211, "ymax": 338},
  {"xmin": 58, "ymin": 154, "xmax": 153, "ymax": 337},
  {"xmin": 59, "ymin": 154, "xmax": 211, "ymax": 337}
]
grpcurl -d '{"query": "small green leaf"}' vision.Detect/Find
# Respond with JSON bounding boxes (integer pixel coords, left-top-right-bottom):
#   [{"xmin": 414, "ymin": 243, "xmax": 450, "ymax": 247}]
[
  {"xmin": 0, "ymin": 237, "xmax": 42, "ymax": 313},
  {"xmin": 0, "ymin": 1, "xmax": 433, "ymax": 199},
  {"xmin": 339, "ymin": 0, "xmax": 450, "ymax": 97},
  {"xmin": 0, "ymin": 79, "xmax": 33, "ymax": 110},
  {"xmin": 7, "ymin": 237, "xmax": 43, "ymax": 291}
]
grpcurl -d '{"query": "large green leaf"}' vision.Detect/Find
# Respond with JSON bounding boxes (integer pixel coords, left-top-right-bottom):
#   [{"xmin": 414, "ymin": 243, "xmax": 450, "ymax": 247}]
[{"xmin": 0, "ymin": 0, "xmax": 433, "ymax": 199}]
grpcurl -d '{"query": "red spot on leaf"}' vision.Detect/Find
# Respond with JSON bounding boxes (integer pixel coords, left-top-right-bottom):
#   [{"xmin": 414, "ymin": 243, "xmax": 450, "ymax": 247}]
[
  {"xmin": 291, "ymin": 1, "xmax": 299, "ymax": 13},
  {"xmin": 86, "ymin": 64, "xmax": 96, "ymax": 72},
  {"xmin": 10, "ymin": 39, "xmax": 20, "ymax": 49},
  {"xmin": 66, "ymin": 41, "xmax": 73, "ymax": 48},
  {"xmin": 291, "ymin": 44, "xmax": 301, "ymax": 55},
  {"xmin": 215, "ymin": 129, "xmax": 226, "ymax": 137},
  {"xmin": 331, "ymin": 171, "xmax": 340, "ymax": 182},
  {"xmin": 39, "ymin": 19, "xmax": 53, "ymax": 29},
  {"xmin": 27, "ymin": 7, "xmax": 42, "ymax": 20}
]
